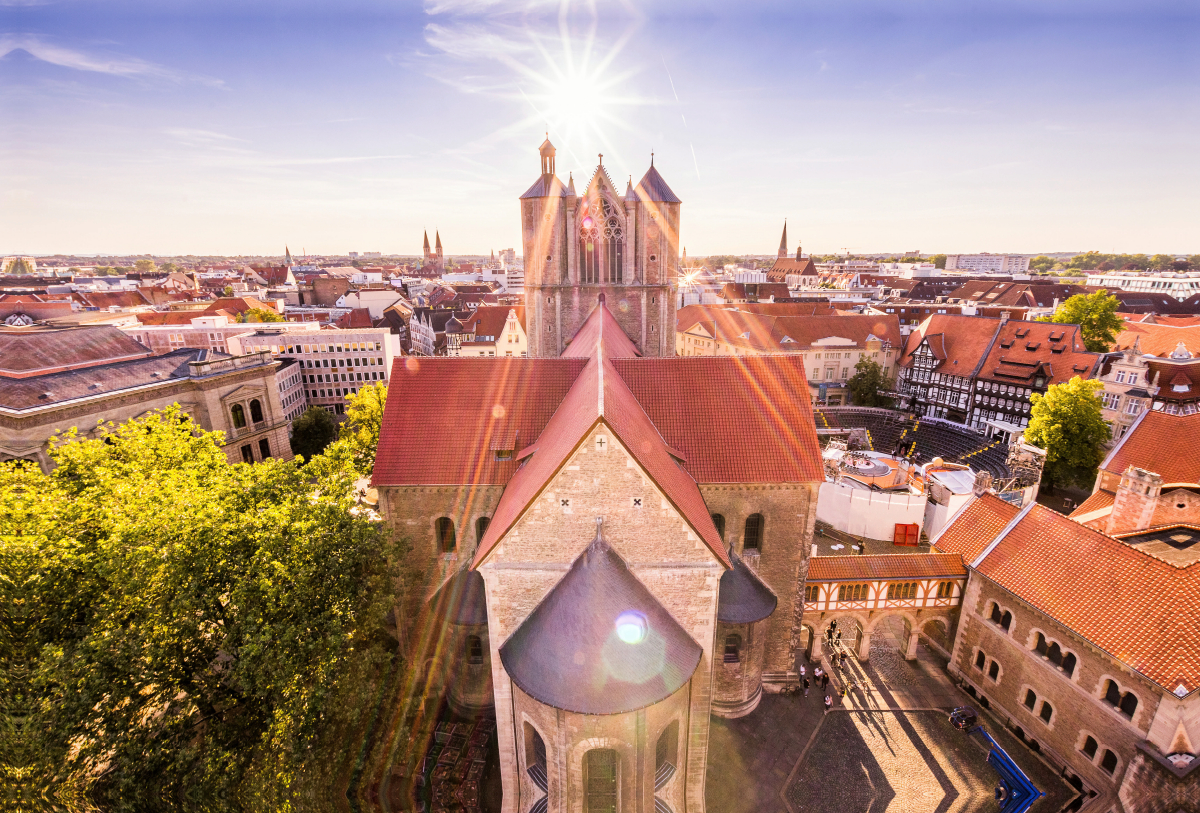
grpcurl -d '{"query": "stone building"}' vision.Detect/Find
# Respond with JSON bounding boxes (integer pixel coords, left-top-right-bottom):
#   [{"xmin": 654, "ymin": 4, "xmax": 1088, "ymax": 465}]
[
  {"xmin": 520, "ymin": 139, "xmax": 678, "ymax": 358},
  {"xmin": 931, "ymin": 410, "xmax": 1200, "ymax": 812},
  {"xmin": 373, "ymin": 297, "xmax": 824, "ymax": 811},
  {"xmin": 0, "ymin": 324, "xmax": 292, "ymax": 468}
]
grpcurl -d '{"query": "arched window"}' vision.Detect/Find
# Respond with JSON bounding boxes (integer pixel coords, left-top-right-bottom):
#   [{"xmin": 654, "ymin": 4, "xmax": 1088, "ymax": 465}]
[
  {"xmin": 1023, "ymin": 689, "xmax": 1037, "ymax": 710},
  {"xmin": 1061, "ymin": 652, "xmax": 1077, "ymax": 678},
  {"xmin": 602, "ymin": 199, "xmax": 623, "ymax": 283},
  {"xmin": 467, "ymin": 634, "xmax": 484, "ymax": 665},
  {"xmin": 1047, "ymin": 642, "xmax": 1062, "ymax": 665},
  {"xmin": 524, "ymin": 723, "xmax": 547, "ymax": 791},
  {"xmin": 724, "ymin": 634, "xmax": 741, "ymax": 663},
  {"xmin": 987, "ymin": 661, "xmax": 1000, "ymax": 681},
  {"xmin": 476, "ymin": 516, "xmax": 490, "ymax": 546},
  {"xmin": 712, "ymin": 513, "xmax": 726, "ymax": 541},
  {"xmin": 1039, "ymin": 701, "xmax": 1053, "ymax": 723},
  {"xmin": 1100, "ymin": 750, "xmax": 1118, "ymax": 775},
  {"xmin": 1081, "ymin": 736, "xmax": 1098, "ymax": 759},
  {"xmin": 989, "ymin": 603, "xmax": 1012, "ymax": 631},
  {"xmin": 579, "ymin": 205, "xmax": 600, "ymax": 284},
  {"xmin": 1103, "ymin": 680, "xmax": 1139, "ymax": 719},
  {"xmin": 655, "ymin": 721, "xmax": 679, "ymax": 789},
  {"xmin": 584, "ymin": 749, "xmax": 618, "ymax": 813},
  {"xmin": 249, "ymin": 398, "xmax": 264, "ymax": 423},
  {"xmin": 1034, "ymin": 632, "xmax": 1049, "ymax": 656},
  {"xmin": 435, "ymin": 517, "xmax": 456, "ymax": 553},
  {"xmin": 743, "ymin": 513, "xmax": 763, "ymax": 552},
  {"xmin": 231, "ymin": 403, "xmax": 246, "ymax": 428}
]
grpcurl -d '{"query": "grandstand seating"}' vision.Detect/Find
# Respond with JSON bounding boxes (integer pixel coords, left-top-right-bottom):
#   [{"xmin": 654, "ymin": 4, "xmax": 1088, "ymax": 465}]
[{"xmin": 818, "ymin": 408, "xmax": 1011, "ymax": 479}]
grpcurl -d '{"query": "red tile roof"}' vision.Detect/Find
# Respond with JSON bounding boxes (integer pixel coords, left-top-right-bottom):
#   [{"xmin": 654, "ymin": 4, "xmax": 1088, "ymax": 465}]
[
  {"xmin": 978, "ymin": 320, "xmax": 1101, "ymax": 387},
  {"xmin": 806, "ymin": 553, "xmax": 966, "ymax": 582},
  {"xmin": 613, "ymin": 355, "xmax": 825, "ymax": 483},
  {"xmin": 473, "ymin": 305, "xmax": 729, "ymax": 569},
  {"xmin": 900, "ymin": 314, "xmax": 1002, "ymax": 376},
  {"xmin": 1069, "ymin": 489, "xmax": 1115, "ymax": 528},
  {"xmin": 931, "ymin": 492, "xmax": 1020, "ymax": 563},
  {"xmin": 1103, "ymin": 411, "xmax": 1200, "ymax": 485},
  {"xmin": 767, "ymin": 256, "xmax": 817, "ymax": 281},
  {"xmin": 462, "ymin": 305, "xmax": 525, "ymax": 340},
  {"xmin": 1115, "ymin": 321, "xmax": 1200, "ymax": 357},
  {"xmin": 372, "ymin": 357, "xmax": 587, "ymax": 486},
  {"xmin": 975, "ymin": 504, "xmax": 1200, "ymax": 693},
  {"xmin": 677, "ymin": 306, "xmax": 902, "ymax": 354},
  {"xmin": 0, "ymin": 325, "xmax": 152, "ymax": 378}
]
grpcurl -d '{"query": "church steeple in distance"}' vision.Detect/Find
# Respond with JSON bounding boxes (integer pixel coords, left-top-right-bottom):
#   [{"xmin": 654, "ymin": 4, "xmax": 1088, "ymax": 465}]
[
  {"xmin": 423, "ymin": 230, "xmax": 431, "ymax": 255},
  {"xmin": 778, "ymin": 220, "xmax": 788, "ymax": 259},
  {"xmin": 285, "ymin": 245, "xmax": 293, "ymax": 267}
]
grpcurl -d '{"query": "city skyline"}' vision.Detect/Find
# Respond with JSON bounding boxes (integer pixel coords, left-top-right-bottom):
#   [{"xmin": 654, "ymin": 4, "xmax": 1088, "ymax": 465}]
[{"xmin": 2, "ymin": 0, "xmax": 1197, "ymax": 256}]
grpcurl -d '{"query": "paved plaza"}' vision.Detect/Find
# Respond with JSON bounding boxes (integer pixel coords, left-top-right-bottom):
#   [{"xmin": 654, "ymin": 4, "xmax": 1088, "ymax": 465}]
[{"xmin": 707, "ymin": 622, "xmax": 1077, "ymax": 813}]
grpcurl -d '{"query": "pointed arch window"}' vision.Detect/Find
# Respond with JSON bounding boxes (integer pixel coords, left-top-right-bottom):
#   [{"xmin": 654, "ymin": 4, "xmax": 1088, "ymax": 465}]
[
  {"xmin": 602, "ymin": 199, "xmax": 623, "ymax": 283},
  {"xmin": 579, "ymin": 207, "xmax": 600, "ymax": 284}
]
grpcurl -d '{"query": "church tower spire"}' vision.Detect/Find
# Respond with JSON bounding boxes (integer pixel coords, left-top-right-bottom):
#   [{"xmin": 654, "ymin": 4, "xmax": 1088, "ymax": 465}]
[
  {"xmin": 285, "ymin": 245, "xmax": 293, "ymax": 267},
  {"xmin": 778, "ymin": 220, "xmax": 788, "ymax": 259}
]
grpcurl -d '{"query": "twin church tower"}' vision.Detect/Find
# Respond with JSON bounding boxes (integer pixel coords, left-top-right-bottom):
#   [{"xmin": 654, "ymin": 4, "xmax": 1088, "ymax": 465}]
[{"xmin": 520, "ymin": 138, "xmax": 680, "ymax": 357}]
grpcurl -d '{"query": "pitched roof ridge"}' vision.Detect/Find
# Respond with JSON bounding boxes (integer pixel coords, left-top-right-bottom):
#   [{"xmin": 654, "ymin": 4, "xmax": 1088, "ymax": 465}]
[{"xmin": 971, "ymin": 498, "xmax": 1036, "ymax": 568}]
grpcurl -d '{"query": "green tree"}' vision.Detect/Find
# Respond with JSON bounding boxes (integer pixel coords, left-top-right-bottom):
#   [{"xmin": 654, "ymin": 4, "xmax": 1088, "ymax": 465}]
[
  {"xmin": 1, "ymin": 408, "xmax": 397, "ymax": 807},
  {"xmin": 340, "ymin": 382, "xmax": 388, "ymax": 475},
  {"xmin": 1025, "ymin": 377, "xmax": 1110, "ymax": 490},
  {"xmin": 222, "ymin": 284, "xmax": 235, "ymax": 296},
  {"xmin": 134, "ymin": 258, "xmax": 156, "ymax": 274},
  {"xmin": 1029, "ymin": 255, "xmax": 1056, "ymax": 273},
  {"xmin": 929, "ymin": 253, "xmax": 947, "ymax": 270},
  {"xmin": 291, "ymin": 406, "xmax": 338, "ymax": 459},
  {"xmin": 160, "ymin": 261, "xmax": 179, "ymax": 274},
  {"xmin": 240, "ymin": 307, "xmax": 284, "ymax": 323},
  {"xmin": 845, "ymin": 357, "xmax": 894, "ymax": 408},
  {"xmin": 1044, "ymin": 289, "xmax": 1123, "ymax": 352}
]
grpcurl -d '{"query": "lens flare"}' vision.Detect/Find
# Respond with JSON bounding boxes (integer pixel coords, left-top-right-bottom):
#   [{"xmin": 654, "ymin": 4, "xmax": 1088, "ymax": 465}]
[{"xmin": 615, "ymin": 611, "xmax": 647, "ymax": 644}]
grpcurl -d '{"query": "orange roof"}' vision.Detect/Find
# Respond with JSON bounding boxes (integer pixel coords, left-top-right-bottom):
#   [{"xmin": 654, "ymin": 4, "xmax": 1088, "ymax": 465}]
[
  {"xmin": 677, "ymin": 306, "xmax": 902, "ymax": 353},
  {"xmin": 1103, "ymin": 411, "xmax": 1200, "ymax": 485},
  {"xmin": 1115, "ymin": 321, "xmax": 1200, "ymax": 356},
  {"xmin": 900, "ymin": 314, "xmax": 1001, "ymax": 376},
  {"xmin": 806, "ymin": 553, "xmax": 966, "ymax": 582},
  {"xmin": 473, "ymin": 304, "xmax": 729, "ymax": 569},
  {"xmin": 931, "ymin": 492, "xmax": 1021, "ymax": 563},
  {"xmin": 462, "ymin": 305, "xmax": 525, "ymax": 340},
  {"xmin": 1069, "ymin": 489, "xmax": 1115, "ymax": 529},
  {"xmin": 978, "ymin": 319, "xmax": 1101, "ymax": 387},
  {"xmin": 975, "ymin": 504, "xmax": 1200, "ymax": 693}
]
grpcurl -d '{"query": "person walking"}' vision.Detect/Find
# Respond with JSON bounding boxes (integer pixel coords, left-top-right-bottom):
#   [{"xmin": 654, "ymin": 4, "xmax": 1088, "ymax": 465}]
[
  {"xmin": 803, "ymin": 676, "xmax": 810, "ymax": 697},
  {"xmin": 821, "ymin": 673, "xmax": 829, "ymax": 691},
  {"xmin": 824, "ymin": 694, "xmax": 833, "ymax": 714},
  {"xmin": 799, "ymin": 664, "xmax": 806, "ymax": 679}
]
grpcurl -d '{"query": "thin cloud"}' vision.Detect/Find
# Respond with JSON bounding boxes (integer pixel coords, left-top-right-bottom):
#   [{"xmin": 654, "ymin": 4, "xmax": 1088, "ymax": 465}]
[{"xmin": 0, "ymin": 35, "xmax": 224, "ymax": 87}]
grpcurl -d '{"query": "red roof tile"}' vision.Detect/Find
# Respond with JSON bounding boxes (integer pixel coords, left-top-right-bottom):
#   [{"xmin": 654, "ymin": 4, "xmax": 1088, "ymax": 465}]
[
  {"xmin": 976, "ymin": 504, "xmax": 1200, "ymax": 693},
  {"xmin": 0, "ymin": 325, "xmax": 152, "ymax": 378},
  {"xmin": 1103, "ymin": 411, "xmax": 1200, "ymax": 485},
  {"xmin": 473, "ymin": 304, "xmax": 730, "ymax": 569},
  {"xmin": 463, "ymin": 305, "xmax": 525, "ymax": 340},
  {"xmin": 677, "ymin": 307, "xmax": 902, "ymax": 354},
  {"xmin": 931, "ymin": 493, "xmax": 1020, "ymax": 563},
  {"xmin": 613, "ymin": 355, "xmax": 825, "ymax": 483},
  {"xmin": 372, "ymin": 357, "xmax": 587, "ymax": 486},
  {"xmin": 806, "ymin": 553, "xmax": 966, "ymax": 582},
  {"xmin": 1115, "ymin": 321, "xmax": 1200, "ymax": 357}
]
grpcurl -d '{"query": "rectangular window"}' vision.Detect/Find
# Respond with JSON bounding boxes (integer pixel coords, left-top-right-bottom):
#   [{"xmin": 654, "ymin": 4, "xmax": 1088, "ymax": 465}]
[
  {"xmin": 259, "ymin": 438, "xmax": 271, "ymax": 460},
  {"xmin": 585, "ymin": 750, "xmax": 618, "ymax": 813}
]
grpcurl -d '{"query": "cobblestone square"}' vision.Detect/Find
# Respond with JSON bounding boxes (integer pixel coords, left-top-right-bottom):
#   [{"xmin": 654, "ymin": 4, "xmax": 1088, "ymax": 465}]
[{"xmin": 707, "ymin": 631, "xmax": 1077, "ymax": 813}]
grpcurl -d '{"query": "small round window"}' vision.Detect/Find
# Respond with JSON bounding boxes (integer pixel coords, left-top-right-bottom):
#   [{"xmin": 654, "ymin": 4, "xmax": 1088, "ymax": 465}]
[{"xmin": 649, "ymin": 254, "xmax": 657, "ymax": 262}]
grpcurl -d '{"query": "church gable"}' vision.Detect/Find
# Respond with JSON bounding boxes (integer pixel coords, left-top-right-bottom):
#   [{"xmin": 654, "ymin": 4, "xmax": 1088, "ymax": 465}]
[{"xmin": 486, "ymin": 422, "xmax": 719, "ymax": 569}]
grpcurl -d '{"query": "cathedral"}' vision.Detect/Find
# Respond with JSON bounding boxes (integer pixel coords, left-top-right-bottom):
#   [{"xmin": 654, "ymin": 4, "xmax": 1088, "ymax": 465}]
[
  {"xmin": 373, "ymin": 141, "xmax": 823, "ymax": 813},
  {"xmin": 521, "ymin": 139, "xmax": 679, "ymax": 358}
]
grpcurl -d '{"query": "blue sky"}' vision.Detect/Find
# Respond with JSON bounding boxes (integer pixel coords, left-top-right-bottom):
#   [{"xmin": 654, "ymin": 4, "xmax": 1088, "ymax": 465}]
[{"xmin": 1, "ymin": 0, "xmax": 1197, "ymax": 256}]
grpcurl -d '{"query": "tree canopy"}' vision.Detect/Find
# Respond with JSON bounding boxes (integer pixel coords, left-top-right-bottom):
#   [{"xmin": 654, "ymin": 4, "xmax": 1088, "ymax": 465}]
[
  {"xmin": 1024, "ymin": 377, "xmax": 1111, "ymax": 490},
  {"xmin": 240, "ymin": 308, "xmax": 285, "ymax": 323},
  {"xmin": 846, "ymin": 357, "xmax": 894, "ymax": 408},
  {"xmin": 291, "ymin": 406, "xmax": 338, "ymax": 460},
  {"xmin": 1044, "ymin": 289, "xmax": 1123, "ymax": 352},
  {"xmin": 340, "ymin": 383, "xmax": 388, "ymax": 475},
  {"xmin": 0, "ymin": 408, "xmax": 397, "ymax": 808},
  {"xmin": 134, "ymin": 258, "xmax": 157, "ymax": 274}
]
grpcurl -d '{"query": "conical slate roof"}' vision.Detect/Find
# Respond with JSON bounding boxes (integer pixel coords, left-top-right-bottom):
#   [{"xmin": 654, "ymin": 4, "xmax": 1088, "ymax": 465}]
[
  {"xmin": 717, "ymin": 549, "xmax": 778, "ymax": 624},
  {"xmin": 635, "ymin": 163, "xmax": 681, "ymax": 203},
  {"xmin": 520, "ymin": 173, "xmax": 569, "ymax": 199},
  {"xmin": 431, "ymin": 567, "xmax": 489, "ymax": 626},
  {"xmin": 499, "ymin": 523, "xmax": 703, "ymax": 715}
]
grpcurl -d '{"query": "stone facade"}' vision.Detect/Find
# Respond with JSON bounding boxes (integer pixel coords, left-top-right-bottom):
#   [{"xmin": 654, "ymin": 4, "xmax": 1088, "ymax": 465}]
[
  {"xmin": 948, "ymin": 572, "xmax": 1176, "ymax": 803},
  {"xmin": 521, "ymin": 142, "xmax": 678, "ymax": 359},
  {"xmin": 0, "ymin": 350, "xmax": 292, "ymax": 469},
  {"xmin": 700, "ymin": 483, "xmax": 819, "ymax": 684}
]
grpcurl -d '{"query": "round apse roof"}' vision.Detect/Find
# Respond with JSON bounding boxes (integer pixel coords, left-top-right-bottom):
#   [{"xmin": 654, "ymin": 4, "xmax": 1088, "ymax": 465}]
[{"xmin": 499, "ymin": 524, "xmax": 702, "ymax": 716}]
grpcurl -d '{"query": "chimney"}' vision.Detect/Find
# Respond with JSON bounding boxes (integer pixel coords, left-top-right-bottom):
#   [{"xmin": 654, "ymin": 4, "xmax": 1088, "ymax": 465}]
[
  {"xmin": 1107, "ymin": 465, "xmax": 1163, "ymax": 534},
  {"xmin": 973, "ymin": 470, "xmax": 993, "ymax": 496},
  {"xmin": 999, "ymin": 310, "xmax": 1010, "ymax": 326}
]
